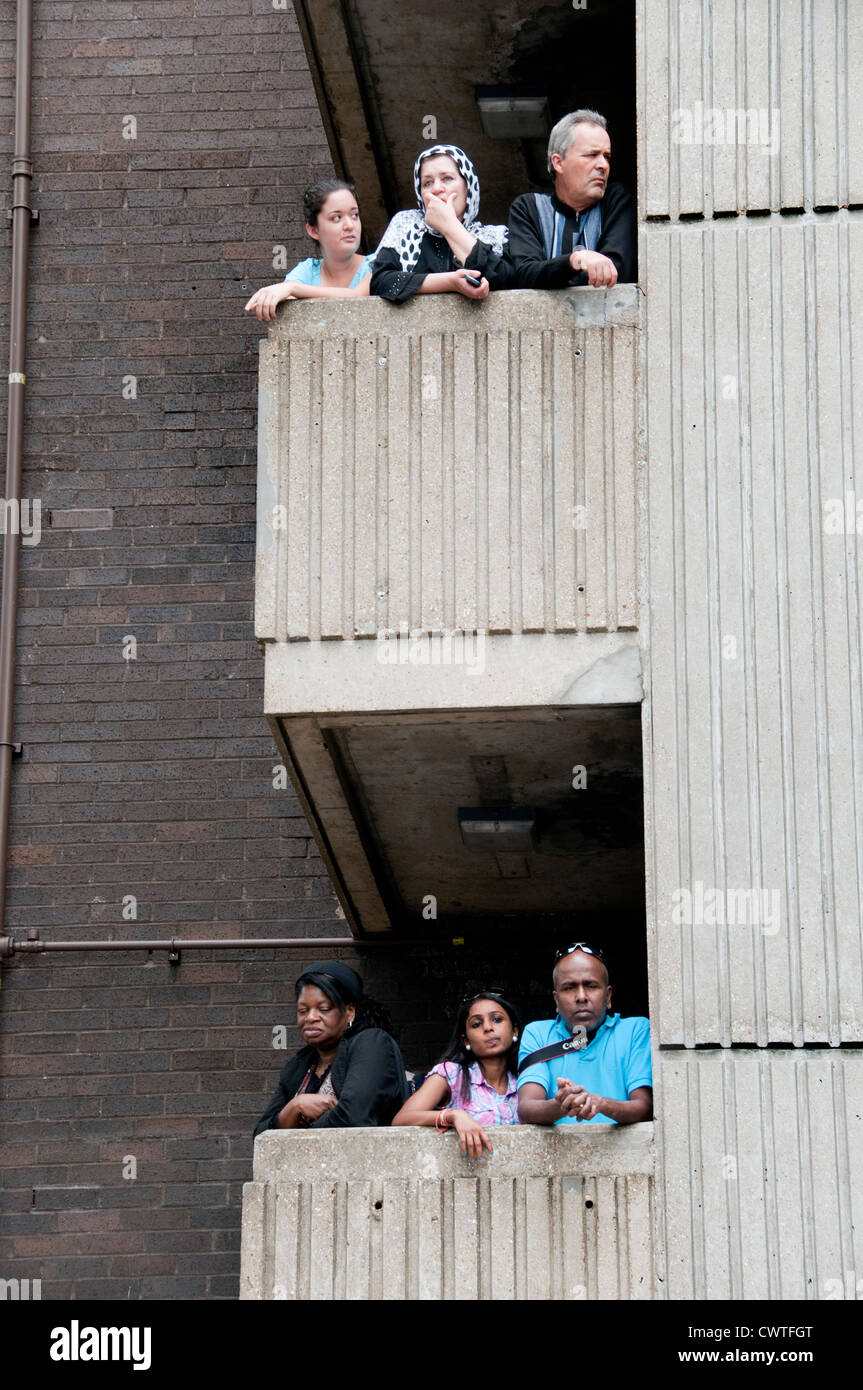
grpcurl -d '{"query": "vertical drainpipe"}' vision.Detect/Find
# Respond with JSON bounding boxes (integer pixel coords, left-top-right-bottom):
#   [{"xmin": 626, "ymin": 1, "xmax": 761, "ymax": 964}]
[{"xmin": 0, "ymin": 0, "xmax": 34, "ymax": 935}]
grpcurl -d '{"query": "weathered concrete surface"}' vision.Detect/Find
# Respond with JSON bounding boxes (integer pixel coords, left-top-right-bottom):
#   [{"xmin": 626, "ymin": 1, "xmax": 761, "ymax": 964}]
[
  {"xmin": 657, "ymin": 1051, "xmax": 863, "ymax": 1300},
  {"xmin": 255, "ymin": 287, "xmax": 640, "ymax": 650},
  {"xmin": 240, "ymin": 1123, "xmax": 655, "ymax": 1300},
  {"xmin": 264, "ymin": 631, "xmax": 642, "ymax": 716},
  {"xmin": 643, "ymin": 214, "xmax": 863, "ymax": 1045},
  {"xmin": 639, "ymin": 0, "xmax": 863, "ymax": 217},
  {"xmin": 641, "ymin": 0, "xmax": 863, "ymax": 1306}
]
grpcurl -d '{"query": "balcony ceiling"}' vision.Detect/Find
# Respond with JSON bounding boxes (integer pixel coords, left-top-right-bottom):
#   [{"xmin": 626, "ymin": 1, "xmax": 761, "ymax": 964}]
[{"xmin": 329, "ymin": 705, "xmax": 644, "ymax": 929}]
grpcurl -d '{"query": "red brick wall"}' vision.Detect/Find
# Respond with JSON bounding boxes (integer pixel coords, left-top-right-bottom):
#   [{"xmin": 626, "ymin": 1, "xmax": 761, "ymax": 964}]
[{"xmin": 0, "ymin": 0, "xmax": 349, "ymax": 1301}]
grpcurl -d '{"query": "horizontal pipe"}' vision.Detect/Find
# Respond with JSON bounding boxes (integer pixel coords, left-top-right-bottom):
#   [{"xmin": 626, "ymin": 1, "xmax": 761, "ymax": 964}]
[{"xmin": 0, "ymin": 935, "xmax": 378, "ymax": 958}]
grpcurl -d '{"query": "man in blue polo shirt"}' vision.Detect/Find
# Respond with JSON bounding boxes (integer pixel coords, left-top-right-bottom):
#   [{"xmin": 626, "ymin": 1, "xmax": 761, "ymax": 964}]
[{"xmin": 517, "ymin": 942, "xmax": 652, "ymax": 1125}]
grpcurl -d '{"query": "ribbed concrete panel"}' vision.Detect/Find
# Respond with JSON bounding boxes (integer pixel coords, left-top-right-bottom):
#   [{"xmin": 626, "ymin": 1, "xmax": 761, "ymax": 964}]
[
  {"xmin": 241, "ymin": 1125, "xmax": 656, "ymax": 1301},
  {"xmin": 644, "ymin": 214, "xmax": 863, "ymax": 1044},
  {"xmin": 243, "ymin": 1173, "xmax": 655, "ymax": 1300},
  {"xmin": 657, "ymin": 1051, "xmax": 863, "ymax": 1299},
  {"xmin": 255, "ymin": 290, "xmax": 640, "ymax": 645},
  {"xmin": 639, "ymin": 0, "xmax": 862, "ymax": 217}
]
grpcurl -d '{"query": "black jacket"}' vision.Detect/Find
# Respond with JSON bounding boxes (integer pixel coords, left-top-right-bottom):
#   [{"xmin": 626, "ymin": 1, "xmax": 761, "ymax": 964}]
[
  {"xmin": 252, "ymin": 1026, "xmax": 409, "ymax": 1138},
  {"xmin": 371, "ymin": 233, "xmax": 515, "ymax": 302},
  {"xmin": 507, "ymin": 181, "xmax": 637, "ymax": 289}
]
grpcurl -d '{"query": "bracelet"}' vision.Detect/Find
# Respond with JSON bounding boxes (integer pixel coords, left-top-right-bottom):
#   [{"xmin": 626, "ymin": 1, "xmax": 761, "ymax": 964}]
[{"xmin": 435, "ymin": 1109, "xmax": 451, "ymax": 1132}]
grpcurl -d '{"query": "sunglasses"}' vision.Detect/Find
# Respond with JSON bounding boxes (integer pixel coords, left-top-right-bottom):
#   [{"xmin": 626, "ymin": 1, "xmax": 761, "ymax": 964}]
[
  {"xmin": 461, "ymin": 989, "xmax": 508, "ymax": 1007},
  {"xmin": 552, "ymin": 942, "xmax": 607, "ymax": 966}
]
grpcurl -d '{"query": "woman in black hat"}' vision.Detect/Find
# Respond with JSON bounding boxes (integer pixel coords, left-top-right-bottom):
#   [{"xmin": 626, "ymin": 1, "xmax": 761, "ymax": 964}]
[{"xmin": 252, "ymin": 961, "xmax": 408, "ymax": 1136}]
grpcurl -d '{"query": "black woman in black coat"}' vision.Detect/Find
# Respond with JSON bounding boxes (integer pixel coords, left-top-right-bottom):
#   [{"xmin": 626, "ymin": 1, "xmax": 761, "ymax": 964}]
[{"xmin": 252, "ymin": 960, "xmax": 408, "ymax": 1137}]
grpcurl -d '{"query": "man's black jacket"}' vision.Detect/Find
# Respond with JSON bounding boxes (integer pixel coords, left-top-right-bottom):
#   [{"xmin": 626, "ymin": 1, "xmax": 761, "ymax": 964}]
[
  {"xmin": 507, "ymin": 181, "xmax": 637, "ymax": 288},
  {"xmin": 252, "ymin": 1026, "xmax": 408, "ymax": 1138}
]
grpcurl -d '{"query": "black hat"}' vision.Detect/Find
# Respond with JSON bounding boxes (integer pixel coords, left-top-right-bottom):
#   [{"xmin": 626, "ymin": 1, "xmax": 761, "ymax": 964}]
[{"xmin": 296, "ymin": 960, "xmax": 362, "ymax": 1004}]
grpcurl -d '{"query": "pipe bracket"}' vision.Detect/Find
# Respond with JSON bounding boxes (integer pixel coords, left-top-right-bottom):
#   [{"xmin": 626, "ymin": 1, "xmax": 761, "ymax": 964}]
[{"xmin": 7, "ymin": 207, "xmax": 38, "ymax": 226}]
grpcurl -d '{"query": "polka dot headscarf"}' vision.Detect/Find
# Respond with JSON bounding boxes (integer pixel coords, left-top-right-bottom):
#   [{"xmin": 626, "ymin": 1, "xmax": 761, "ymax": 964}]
[
  {"xmin": 375, "ymin": 144, "xmax": 508, "ymax": 273},
  {"xmin": 413, "ymin": 144, "xmax": 481, "ymax": 226}
]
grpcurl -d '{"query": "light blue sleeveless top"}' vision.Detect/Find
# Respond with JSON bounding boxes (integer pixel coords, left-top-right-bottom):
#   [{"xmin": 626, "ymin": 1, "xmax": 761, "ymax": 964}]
[{"xmin": 285, "ymin": 255, "xmax": 375, "ymax": 288}]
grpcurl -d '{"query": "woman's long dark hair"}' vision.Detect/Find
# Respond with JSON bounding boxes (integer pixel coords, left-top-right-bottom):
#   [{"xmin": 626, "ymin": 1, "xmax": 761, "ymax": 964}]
[
  {"xmin": 437, "ymin": 991, "xmax": 522, "ymax": 1107},
  {"xmin": 302, "ymin": 177, "xmax": 358, "ymax": 233},
  {"xmin": 294, "ymin": 970, "xmax": 394, "ymax": 1039}
]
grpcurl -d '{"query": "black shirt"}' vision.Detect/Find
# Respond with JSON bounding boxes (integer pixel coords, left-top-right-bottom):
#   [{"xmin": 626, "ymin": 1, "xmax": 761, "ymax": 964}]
[
  {"xmin": 252, "ymin": 1026, "xmax": 409, "ymax": 1137},
  {"xmin": 507, "ymin": 181, "xmax": 637, "ymax": 289},
  {"xmin": 371, "ymin": 231, "xmax": 515, "ymax": 303}
]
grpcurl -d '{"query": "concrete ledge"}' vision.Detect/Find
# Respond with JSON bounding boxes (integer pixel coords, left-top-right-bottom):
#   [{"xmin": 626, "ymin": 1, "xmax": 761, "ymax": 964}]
[
  {"xmin": 267, "ymin": 284, "xmax": 641, "ymax": 339},
  {"xmin": 251, "ymin": 1118, "xmax": 654, "ymax": 1180},
  {"xmin": 264, "ymin": 631, "xmax": 643, "ymax": 715},
  {"xmin": 240, "ymin": 1124, "xmax": 656, "ymax": 1300}
]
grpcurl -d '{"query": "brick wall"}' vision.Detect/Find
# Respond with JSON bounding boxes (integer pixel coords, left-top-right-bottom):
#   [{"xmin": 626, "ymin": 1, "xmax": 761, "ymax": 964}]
[{"xmin": 0, "ymin": 0, "xmax": 357, "ymax": 1301}]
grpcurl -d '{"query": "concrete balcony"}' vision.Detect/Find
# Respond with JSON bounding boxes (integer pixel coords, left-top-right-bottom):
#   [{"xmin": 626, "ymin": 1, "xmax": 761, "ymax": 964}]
[
  {"xmin": 240, "ymin": 1123, "xmax": 655, "ymax": 1301},
  {"xmin": 254, "ymin": 288, "xmax": 644, "ymax": 936}
]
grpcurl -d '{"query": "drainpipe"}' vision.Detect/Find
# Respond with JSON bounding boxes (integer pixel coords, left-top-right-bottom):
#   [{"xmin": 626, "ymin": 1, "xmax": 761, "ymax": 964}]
[{"xmin": 0, "ymin": 0, "xmax": 35, "ymax": 936}]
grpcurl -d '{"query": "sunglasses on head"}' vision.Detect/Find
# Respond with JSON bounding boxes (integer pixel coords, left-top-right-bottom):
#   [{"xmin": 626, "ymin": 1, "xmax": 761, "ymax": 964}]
[
  {"xmin": 461, "ymin": 989, "xmax": 508, "ymax": 1008},
  {"xmin": 553, "ymin": 942, "xmax": 607, "ymax": 966}
]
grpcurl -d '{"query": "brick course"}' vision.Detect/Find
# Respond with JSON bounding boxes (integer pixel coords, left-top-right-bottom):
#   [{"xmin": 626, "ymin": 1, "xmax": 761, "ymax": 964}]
[{"xmin": 0, "ymin": 0, "xmax": 349, "ymax": 1302}]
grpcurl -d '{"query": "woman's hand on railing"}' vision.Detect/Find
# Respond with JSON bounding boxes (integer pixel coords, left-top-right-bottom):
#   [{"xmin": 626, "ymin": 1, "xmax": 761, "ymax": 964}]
[
  {"xmin": 244, "ymin": 282, "xmax": 298, "ymax": 322},
  {"xmin": 449, "ymin": 268, "xmax": 489, "ymax": 300},
  {"xmin": 277, "ymin": 1093, "xmax": 337, "ymax": 1127},
  {"xmin": 445, "ymin": 1108, "xmax": 494, "ymax": 1160}
]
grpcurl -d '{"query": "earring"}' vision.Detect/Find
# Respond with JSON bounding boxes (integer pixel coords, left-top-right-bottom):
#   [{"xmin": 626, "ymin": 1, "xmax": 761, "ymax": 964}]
[{"xmin": 465, "ymin": 1044, "xmax": 471, "ymax": 1052}]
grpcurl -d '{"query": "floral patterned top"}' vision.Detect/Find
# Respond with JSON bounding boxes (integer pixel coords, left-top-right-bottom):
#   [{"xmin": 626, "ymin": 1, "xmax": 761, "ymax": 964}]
[{"xmin": 428, "ymin": 1060, "xmax": 519, "ymax": 1126}]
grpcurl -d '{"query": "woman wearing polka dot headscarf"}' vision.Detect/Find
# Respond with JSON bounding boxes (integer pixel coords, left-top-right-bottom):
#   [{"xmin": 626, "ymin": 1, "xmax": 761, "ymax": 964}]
[{"xmin": 370, "ymin": 145, "xmax": 514, "ymax": 303}]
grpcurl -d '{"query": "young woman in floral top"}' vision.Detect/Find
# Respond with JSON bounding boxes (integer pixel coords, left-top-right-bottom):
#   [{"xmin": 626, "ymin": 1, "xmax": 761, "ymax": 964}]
[{"xmin": 392, "ymin": 992, "xmax": 521, "ymax": 1161}]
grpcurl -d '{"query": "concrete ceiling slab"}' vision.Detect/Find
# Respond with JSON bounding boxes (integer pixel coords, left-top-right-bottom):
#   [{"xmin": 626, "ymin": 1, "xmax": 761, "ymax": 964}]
[{"xmin": 331, "ymin": 705, "xmax": 644, "ymax": 926}]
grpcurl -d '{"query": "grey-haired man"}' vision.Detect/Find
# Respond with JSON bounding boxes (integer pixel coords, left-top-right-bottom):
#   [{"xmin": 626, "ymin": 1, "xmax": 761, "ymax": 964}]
[{"xmin": 508, "ymin": 110, "xmax": 636, "ymax": 289}]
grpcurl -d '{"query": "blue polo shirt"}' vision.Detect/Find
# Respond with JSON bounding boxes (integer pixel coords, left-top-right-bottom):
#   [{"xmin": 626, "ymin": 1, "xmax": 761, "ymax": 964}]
[{"xmin": 517, "ymin": 1013, "xmax": 652, "ymax": 1125}]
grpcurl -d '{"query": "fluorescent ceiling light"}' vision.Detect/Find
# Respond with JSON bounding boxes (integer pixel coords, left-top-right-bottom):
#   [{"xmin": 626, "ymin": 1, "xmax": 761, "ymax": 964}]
[
  {"xmin": 458, "ymin": 807, "xmax": 537, "ymax": 852},
  {"xmin": 476, "ymin": 95, "xmax": 550, "ymax": 141}
]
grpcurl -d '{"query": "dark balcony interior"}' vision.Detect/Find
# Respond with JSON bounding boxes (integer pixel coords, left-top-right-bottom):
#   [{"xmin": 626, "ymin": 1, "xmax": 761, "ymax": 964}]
[
  {"xmin": 320, "ymin": 704, "xmax": 647, "ymax": 1014},
  {"xmin": 294, "ymin": 0, "xmax": 637, "ymax": 241}
]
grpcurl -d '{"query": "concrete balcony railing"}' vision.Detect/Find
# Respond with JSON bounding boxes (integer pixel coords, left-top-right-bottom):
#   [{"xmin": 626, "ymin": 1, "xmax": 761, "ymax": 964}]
[{"xmin": 240, "ymin": 1123, "xmax": 655, "ymax": 1301}]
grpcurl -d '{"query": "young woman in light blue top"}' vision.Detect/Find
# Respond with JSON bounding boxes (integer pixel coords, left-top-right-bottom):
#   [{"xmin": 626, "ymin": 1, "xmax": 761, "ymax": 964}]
[{"xmin": 244, "ymin": 179, "xmax": 374, "ymax": 322}]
